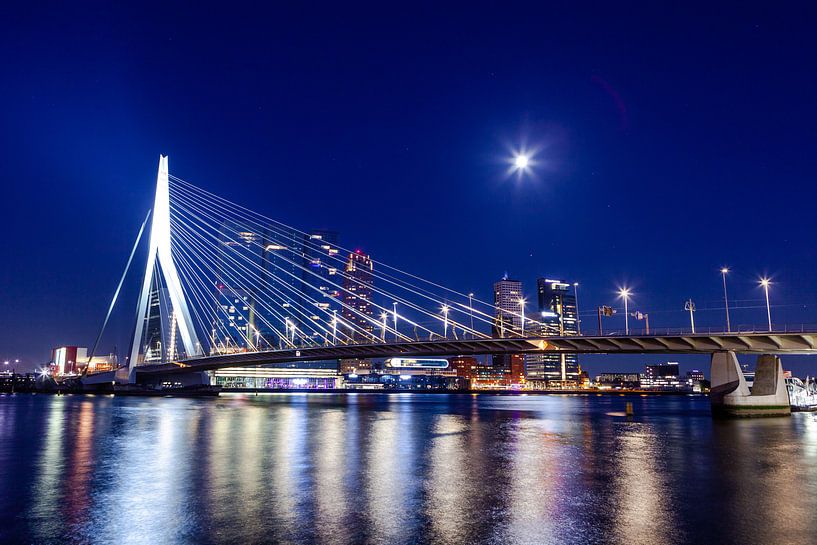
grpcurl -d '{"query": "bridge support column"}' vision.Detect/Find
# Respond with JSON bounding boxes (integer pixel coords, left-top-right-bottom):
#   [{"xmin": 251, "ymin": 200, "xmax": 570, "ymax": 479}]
[{"xmin": 710, "ymin": 351, "xmax": 790, "ymax": 417}]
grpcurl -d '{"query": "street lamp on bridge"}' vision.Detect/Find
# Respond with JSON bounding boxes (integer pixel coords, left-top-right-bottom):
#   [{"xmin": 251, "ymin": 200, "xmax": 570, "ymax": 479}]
[
  {"xmin": 721, "ymin": 267, "xmax": 731, "ymax": 332},
  {"xmin": 393, "ymin": 302, "xmax": 399, "ymax": 341},
  {"xmin": 760, "ymin": 278, "xmax": 773, "ymax": 331},
  {"xmin": 380, "ymin": 312, "xmax": 388, "ymax": 342},
  {"xmin": 518, "ymin": 298, "xmax": 526, "ymax": 337},
  {"xmin": 618, "ymin": 288, "xmax": 631, "ymax": 335},
  {"xmin": 441, "ymin": 305, "xmax": 450, "ymax": 339}
]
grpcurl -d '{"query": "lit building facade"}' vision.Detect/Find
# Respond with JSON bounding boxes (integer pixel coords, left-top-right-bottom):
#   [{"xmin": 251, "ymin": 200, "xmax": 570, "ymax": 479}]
[
  {"xmin": 491, "ymin": 276, "xmax": 524, "ymax": 374},
  {"xmin": 525, "ymin": 278, "xmax": 580, "ymax": 387},
  {"xmin": 213, "ymin": 223, "xmax": 342, "ymax": 351},
  {"xmin": 492, "ymin": 276, "xmax": 523, "ymax": 338},
  {"xmin": 641, "ymin": 362, "xmax": 686, "ymax": 390},
  {"xmin": 342, "ymin": 250, "xmax": 375, "ymax": 341}
]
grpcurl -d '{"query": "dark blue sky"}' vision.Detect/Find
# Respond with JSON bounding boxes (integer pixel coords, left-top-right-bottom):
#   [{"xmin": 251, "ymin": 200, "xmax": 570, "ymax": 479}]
[{"xmin": 2, "ymin": 3, "xmax": 816, "ymax": 374}]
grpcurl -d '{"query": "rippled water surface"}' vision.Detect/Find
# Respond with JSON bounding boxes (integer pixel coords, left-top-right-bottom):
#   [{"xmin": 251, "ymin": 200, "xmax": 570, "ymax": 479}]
[{"xmin": 2, "ymin": 393, "xmax": 817, "ymax": 545}]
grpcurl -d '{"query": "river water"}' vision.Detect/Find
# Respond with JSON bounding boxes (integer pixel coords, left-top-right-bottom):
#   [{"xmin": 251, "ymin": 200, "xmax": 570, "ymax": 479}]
[{"xmin": 1, "ymin": 393, "xmax": 816, "ymax": 545}]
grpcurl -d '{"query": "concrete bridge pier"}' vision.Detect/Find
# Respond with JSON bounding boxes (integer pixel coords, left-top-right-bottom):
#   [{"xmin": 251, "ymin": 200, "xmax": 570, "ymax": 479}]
[{"xmin": 710, "ymin": 351, "xmax": 790, "ymax": 417}]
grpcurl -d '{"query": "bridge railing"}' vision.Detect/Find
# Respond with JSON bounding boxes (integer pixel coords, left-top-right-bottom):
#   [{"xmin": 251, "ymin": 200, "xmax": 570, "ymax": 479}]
[
  {"xmin": 591, "ymin": 324, "xmax": 817, "ymax": 337},
  {"xmin": 168, "ymin": 323, "xmax": 817, "ymax": 362}
]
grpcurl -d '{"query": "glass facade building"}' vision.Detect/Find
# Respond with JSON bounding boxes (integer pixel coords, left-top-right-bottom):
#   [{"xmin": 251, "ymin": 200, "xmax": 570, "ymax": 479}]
[{"xmin": 525, "ymin": 278, "xmax": 580, "ymax": 387}]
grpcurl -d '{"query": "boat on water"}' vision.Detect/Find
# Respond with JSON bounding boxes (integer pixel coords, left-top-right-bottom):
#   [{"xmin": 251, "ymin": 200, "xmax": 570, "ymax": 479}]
[{"xmin": 786, "ymin": 377, "xmax": 817, "ymax": 412}]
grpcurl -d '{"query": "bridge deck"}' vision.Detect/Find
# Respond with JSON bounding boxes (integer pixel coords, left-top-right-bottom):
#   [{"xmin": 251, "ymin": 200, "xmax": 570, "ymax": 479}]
[{"xmin": 135, "ymin": 331, "xmax": 817, "ymax": 374}]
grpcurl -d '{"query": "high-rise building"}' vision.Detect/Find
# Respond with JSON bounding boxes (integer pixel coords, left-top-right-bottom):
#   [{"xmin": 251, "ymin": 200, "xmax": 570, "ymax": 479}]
[
  {"xmin": 525, "ymin": 278, "xmax": 580, "ymax": 387},
  {"xmin": 491, "ymin": 276, "xmax": 524, "ymax": 373},
  {"xmin": 493, "ymin": 276, "xmax": 523, "ymax": 338},
  {"xmin": 342, "ymin": 250, "xmax": 375, "ymax": 341},
  {"xmin": 298, "ymin": 230, "xmax": 341, "ymax": 343},
  {"xmin": 213, "ymin": 222, "xmax": 342, "ymax": 351}
]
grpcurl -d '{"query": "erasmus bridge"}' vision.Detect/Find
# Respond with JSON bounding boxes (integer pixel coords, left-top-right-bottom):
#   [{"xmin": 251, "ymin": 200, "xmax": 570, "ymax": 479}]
[{"xmin": 94, "ymin": 156, "xmax": 817, "ymax": 415}]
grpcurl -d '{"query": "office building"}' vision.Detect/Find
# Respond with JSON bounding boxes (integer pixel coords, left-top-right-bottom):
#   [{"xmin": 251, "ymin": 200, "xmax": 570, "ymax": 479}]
[
  {"xmin": 342, "ymin": 250, "xmax": 375, "ymax": 341},
  {"xmin": 493, "ymin": 276, "xmax": 523, "ymax": 338},
  {"xmin": 491, "ymin": 276, "xmax": 524, "ymax": 374},
  {"xmin": 595, "ymin": 373, "xmax": 641, "ymax": 389},
  {"xmin": 525, "ymin": 278, "xmax": 580, "ymax": 387},
  {"xmin": 641, "ymin": 361, "xmax": 686, "ymax": 390}
]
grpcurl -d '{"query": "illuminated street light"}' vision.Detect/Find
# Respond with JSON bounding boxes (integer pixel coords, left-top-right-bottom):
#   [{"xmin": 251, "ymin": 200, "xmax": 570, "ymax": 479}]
[
  {"xmin": 332, "ymin": 310, "xmax": 338, "ymax": 345},
  {"xmin": 518, "ymin": 298, "xmax": 526, "ymax": 337},
  {"xmin": 514, "ymin": 154, "xmax": 529, "ymax": 169},
  {"xmin": 393, "ymin": 302, "xmax": 399, "ymax": 341},
  {"xmin": 380, "ymin": 311, "xmax": 388, "ymax": 342},
  {"xmin": 721, "ymin": 267, "xmax": 731, "ymax": 332},
  {"xmin": 760, "ymin": 278, "xmax": 772, "ymax": 331},
  {"xmin": 618, "ymin": 288, "xmax": 631, "ymax": 335},
  {"xmin": 441, "ymin": 305, "xmax": 450, "ymax": 339}
]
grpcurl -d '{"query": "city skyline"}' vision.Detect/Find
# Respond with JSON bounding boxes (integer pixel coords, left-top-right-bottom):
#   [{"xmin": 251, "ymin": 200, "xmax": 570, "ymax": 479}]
[{"xmin": 3, "ymin": 5, "xmax": 817, "ymax": 378}]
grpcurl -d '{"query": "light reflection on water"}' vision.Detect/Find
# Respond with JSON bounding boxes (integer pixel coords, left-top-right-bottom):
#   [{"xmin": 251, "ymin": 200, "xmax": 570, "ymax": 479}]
[{"xmin": 2, "ymin": 393, "xmax": 817, "ymax": 545}]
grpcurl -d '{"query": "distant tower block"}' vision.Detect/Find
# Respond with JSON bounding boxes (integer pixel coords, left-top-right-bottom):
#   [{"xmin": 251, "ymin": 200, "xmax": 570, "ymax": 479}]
[{"xmin": 128, "ymin": 156, "xmax": 202, "ymax": 381}]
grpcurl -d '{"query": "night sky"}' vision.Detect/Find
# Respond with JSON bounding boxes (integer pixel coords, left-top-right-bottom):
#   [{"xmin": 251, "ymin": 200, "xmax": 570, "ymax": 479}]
[{"xmin": 2, "ymin": 4, "xmax": 817, "ymax": 375}]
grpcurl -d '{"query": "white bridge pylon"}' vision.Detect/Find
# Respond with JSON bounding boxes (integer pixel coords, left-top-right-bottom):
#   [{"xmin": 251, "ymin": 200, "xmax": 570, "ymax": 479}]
[{"xmin": 129, "ymin": 156, "xmax": 202, "ymax": 380}]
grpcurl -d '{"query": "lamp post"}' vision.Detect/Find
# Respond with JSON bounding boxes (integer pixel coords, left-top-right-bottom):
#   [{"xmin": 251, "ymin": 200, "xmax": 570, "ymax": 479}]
[
  {"xmin": 721, "ymin": 268, "xmax": 731, "ymax": 332},
  {"xmin": 618, "ymin": 288, "xmax": 631, "ymax": 335},
  {"xmin": 380, "ymin": 312, "xmax": 388, "ymax": 342},
  {"xmin": 332, "ymin": 310, "xmax": 338, "ymax": 345},
  {"xmin": 519, "ymin": 298, "xmax": 526, "ymax": 337},
  {"xmin": 760, "ymin": 278, "xmax": 772, "ymax": 331},
  {"xmin": 441, "ymin": 305, "xmax": 449, "ymax": 339},
  {"xmin": 573, "ymin": 282, "xmax": 581, "ymax": 335}
]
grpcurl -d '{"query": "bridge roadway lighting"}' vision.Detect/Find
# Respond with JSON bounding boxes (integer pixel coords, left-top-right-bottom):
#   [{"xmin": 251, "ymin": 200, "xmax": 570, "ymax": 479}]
[
  {"xmin": 331, "ymin": 310, "xmax": 338, "ymax": 345},
  {"xmin": 441, "ymin": 305, "xmax": 450, "ymax": 339},
  {"xmin": 618, "ymin": 288, "xmax": 631, "ymax": 335},
  {"xmin": 518, "ymin": 298, "xmax": 526, "ymax": 337},
  {"xmin": 760, "ymin": 278, "xmax": 772, "ymax": 331},
  {"xmin": 514, "ymin": 154, "xmax": 529, "ymax": 169},
  {"xmin": 721, "ymin": 268, "xmax": 731, "ymax": 332}
]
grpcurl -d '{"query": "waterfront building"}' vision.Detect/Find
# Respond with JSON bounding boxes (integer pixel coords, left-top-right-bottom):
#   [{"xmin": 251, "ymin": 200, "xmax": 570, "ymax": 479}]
[
  {"xmin": 641, "ymin": 361, "xmax": 686, "ymax": 390},
  {"xmin": 595, "ymin": 372, "xmax": 642, "ymax": 389},
  {"xmin": 686, "ymin": 369, "xmax": 706, "ymax": 392},
  {"xmin": 51, "ymin": 346, "xmax": 87, "ymax": 376},
  {"xmin": 211, "ymin": 365, "xmax": 339, "ymax": 389},
  {"xmin": 342, "ymin": 250, "xmax": 375, "ymax": 341},
  {"xmin": 448, "ymin": 355, "xmax": 479, "ymax": 380},
  {"xmin": 339, "ymin": 358, "xmax": 371, "ymax": 374}
]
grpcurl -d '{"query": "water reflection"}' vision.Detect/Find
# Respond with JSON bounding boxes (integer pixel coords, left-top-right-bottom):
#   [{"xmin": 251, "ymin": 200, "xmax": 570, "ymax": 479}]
[{"xmin": 3, "ymin": 394, "xmax": 817, "ymax": 544}]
